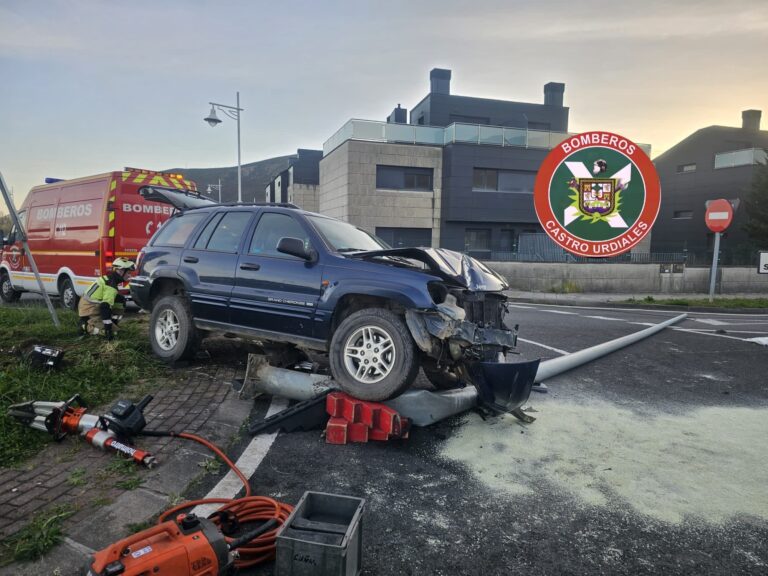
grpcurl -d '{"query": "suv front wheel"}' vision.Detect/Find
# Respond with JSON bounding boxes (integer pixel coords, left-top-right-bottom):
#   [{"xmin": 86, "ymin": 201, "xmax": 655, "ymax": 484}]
[
  {"xmin": 149, "ymin": 295, "xmax": 199, "ymax": 362},
  {"xmin": 329, "ymin": 308, "xmax": 419, "ymax": 401}
]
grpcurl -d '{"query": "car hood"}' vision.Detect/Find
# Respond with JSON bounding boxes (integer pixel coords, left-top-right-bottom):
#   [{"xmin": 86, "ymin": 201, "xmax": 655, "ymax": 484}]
[{"xmin": 350, "ymin": 247, "xmax": 509, "ymax": 291}]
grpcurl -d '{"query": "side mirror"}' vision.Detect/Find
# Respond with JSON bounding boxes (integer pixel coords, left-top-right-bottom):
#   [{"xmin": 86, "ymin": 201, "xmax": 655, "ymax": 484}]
[{"xmin": 277, "ymin": 237, "xmax": 315, "ymax": 261}]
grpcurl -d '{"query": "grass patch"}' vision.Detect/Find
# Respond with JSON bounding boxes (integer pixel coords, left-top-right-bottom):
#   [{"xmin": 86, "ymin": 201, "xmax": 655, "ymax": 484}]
[
  {"xmin": 0, "ymin": 505, "xmax": 75, "ymax": 565},
  {"xmin": 198, "ymin": 457, "xmax": 222, "ymax": 474},
  {"xmin": 67, "ymin": 467, "xmax": 87, "ymax": 487},
  {"xmin": 623, "ymin": 297, "xmax": 768, "ymax": 308},
  {"xmin": 0, "ymin": 306, "xmax": 167, "ymax": 467}
]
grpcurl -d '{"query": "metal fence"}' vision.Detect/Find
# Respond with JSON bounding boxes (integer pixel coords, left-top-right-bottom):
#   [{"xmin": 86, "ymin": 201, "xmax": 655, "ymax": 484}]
[{"xmin": 468, "ymin": 233, "xmax": 764, "ymax": 268}]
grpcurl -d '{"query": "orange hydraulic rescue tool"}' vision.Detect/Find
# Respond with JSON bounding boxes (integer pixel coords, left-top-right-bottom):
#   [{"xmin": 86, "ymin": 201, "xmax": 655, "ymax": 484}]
[
  {"xmin": 87, "ymin": 513, "xmax": 279, "ymax": 576},
  {"xmin": 7, "ymin": 394, "xmax": 157, "ymax": 468}
]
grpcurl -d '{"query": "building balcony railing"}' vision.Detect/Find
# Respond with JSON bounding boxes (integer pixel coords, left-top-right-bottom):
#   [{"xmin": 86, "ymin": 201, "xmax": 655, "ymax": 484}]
[
  {"xmin": 713, "ymin": 148, "xmax": 767, "ymax": 170},
  {"xmin": 323, "ymin": 119, "xmax": 573, "ymax": 156}
]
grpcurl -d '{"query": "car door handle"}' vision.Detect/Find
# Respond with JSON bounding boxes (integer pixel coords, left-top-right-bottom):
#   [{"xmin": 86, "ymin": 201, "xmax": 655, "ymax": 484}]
[
  {"xmin": 183, "ymin": 256, "xmax": 199, "ymax": 263},
  {"xmin": 240, "ymin": 263, "xmax": 261, "ymax": 271}
]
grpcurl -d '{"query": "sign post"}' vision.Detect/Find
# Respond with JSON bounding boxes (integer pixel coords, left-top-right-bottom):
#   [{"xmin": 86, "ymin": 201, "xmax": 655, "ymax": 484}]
[
  {"xmin": 704, "ymin": 199, "xmax": 734, "ymax": 303},
  {"xmin": 759, "ymin": 251, "xmax": 768, "ymax": 275}
]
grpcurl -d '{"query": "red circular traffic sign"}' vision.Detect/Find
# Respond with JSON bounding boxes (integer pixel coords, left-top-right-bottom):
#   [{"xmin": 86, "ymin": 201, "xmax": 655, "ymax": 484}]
[{"xmin": 705, "ymin": 199, "xmax": 733, "ymax": 233}]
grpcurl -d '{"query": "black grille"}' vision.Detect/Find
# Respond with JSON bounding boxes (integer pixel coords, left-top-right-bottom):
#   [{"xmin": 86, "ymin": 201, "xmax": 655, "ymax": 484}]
[{"xmin": 460, "ymin": 293, "xmax": 505, "ymax": 329}]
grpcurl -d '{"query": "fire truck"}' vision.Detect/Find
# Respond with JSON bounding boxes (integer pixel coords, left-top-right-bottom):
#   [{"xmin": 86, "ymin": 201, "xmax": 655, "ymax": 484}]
[{"xmin": 0, "ymin": 168, "xmax": 204, "ymax": 309}]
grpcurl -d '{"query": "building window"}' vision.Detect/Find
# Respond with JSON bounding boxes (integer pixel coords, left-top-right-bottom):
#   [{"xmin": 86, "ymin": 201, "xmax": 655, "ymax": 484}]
[
  {"xmin": 676, "ymin": 163, "xmax": 696, "ymax": 173},
  {"xmin": 499, "ymin": 229, "xmax": 516, "ymax": 252},
  {"xmin": 473, "ymin": 169, "xmax": 498, "ymax": 191},
  {"xmin": 417, "ymin": 114, "xmax": 425, "ymax": 126},
  {"xmin": 465, "ymin": 228, "xmax": 491, "ymax": 253},
  {"xmin": 450, "ymin": 114, "xmax": 490, "ymax": 124},
  {"xmin": 376, "ymin": 166, "xmax": 433, "ymax": 192},
  {"xmin": 528, "ymin": 121, "xmax": 551, "ymax": 131},
  {"xmin": 673, "ymin": 210, "xmax": 693, "ymax": 219},
  {"xmin": 714, "ymin": 148, "xmax": 767, "ymax": 169},
  {"xmin": 473, "ymin": 168, "xmax": 535, "ymax": 193},
  {"xmin": 375, "ymin": 227, "xmax": 432, "ymax": 248}
]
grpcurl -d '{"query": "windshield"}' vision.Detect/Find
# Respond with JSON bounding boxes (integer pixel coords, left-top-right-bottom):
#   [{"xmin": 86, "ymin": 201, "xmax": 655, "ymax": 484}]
[{"xmin": 307, "ymin": 215, "xmax": 389, "ymax": 252}]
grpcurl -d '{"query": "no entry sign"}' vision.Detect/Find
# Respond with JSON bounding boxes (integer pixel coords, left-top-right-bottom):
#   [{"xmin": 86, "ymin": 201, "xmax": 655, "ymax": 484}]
[{"xmin": 705, "ymin": 199, "xmax": 733, "ymax": 233}]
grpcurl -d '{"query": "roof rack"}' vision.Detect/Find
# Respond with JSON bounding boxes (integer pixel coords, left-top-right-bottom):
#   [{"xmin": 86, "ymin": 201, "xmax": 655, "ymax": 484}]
[{"xmin": 215, "ymin": 202, "xmax": 300, "ymax": 209}]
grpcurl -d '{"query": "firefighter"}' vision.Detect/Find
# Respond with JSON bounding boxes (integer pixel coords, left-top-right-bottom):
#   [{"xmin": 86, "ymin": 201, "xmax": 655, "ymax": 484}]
[{"xmin": 78, "ymin": 258, "xmax": 136, "ymax": 340}]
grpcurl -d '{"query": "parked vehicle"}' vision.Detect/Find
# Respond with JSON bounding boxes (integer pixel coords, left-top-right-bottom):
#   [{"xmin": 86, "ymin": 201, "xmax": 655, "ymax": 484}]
[
  {"xmin": 130, "ymin": 187, "xmax": 531, "ymax": 405},
  {"xmin": 0, "ymin": 169, "xmax": 199, "ymax": 309}
]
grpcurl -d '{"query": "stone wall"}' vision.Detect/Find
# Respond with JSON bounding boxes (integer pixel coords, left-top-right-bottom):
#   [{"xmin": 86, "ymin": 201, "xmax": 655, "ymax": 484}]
[
  {"xmin": 319, "ymin": 140, "xmax": 442, "ymax": 245},
  {"xmin": 289, "ymin": 183, "xmax": 318, "ymax": 213}
]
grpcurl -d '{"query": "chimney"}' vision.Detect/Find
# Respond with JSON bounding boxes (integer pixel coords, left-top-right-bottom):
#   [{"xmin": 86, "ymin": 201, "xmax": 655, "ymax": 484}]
[
  {"xmin": 387, "ymin": 104, "xmax": 407, "ymax": 124},
  {"xmin": 742, "ymin": 109, "xmax": 761, "ymax": 131},
  {"xmin": 544, "ymin": 82, "xmax": 565, "ymax": 107},
  {"xmin": 430, "ymin": 68, "xmax": 451, "ymax": 95}
]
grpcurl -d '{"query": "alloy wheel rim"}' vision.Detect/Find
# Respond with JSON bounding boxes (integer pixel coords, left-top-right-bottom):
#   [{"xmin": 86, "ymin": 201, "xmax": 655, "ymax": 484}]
[
  {"xmin": 155, "ymin": 309, "xmax": 180, "ymax": 351},
  {"xmin": 343, "ymin": 325, "xmax": 396, "ymax": 384}
]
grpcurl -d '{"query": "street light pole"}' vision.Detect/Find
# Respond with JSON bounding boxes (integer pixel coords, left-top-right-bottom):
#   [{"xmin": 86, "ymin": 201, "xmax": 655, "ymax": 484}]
[{"xmin": 204, "ymin": 92, "xmax": 244, "ymax": 203}]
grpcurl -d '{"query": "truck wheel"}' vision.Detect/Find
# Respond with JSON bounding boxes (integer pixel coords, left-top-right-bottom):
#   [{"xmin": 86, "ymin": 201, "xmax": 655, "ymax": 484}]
[
  {"xmin": 149, "ymin": 295, "xmax": 199, "ymax": 362},
  {"xmin": 329, "ymin": 308, "xmax": 419, "ymax": 401},
  {"xmin": 59, "ymin": 277, "xmax": 78, "ymax": 311},
  {"xmin": 0, "ymin": 272, "xmax": 21, "ymax": 303}
]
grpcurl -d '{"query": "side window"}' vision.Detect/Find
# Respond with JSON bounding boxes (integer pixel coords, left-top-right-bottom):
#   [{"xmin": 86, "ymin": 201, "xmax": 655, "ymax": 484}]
[
  {"xmin": 204, "ymin": 212, "xmax": 253, "ymax": 253},
  {"xmin": 193, "ymin": 213, "xmax": 224, "ymax": 250},
  {"xmin": 249, "ymin": 213, "xmax": 310, "ymax": 258},
  {"xmin": 9, "ymin": 210, "xmax": 26, "ymax": 241},
  {"xmin": 152, "ymin": 213, "xmax": 207, "ymax": 247}
]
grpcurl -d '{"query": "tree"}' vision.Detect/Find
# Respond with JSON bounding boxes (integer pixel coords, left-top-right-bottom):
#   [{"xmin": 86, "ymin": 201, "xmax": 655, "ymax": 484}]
[
  {"xmin": 744, "ymin": 160, "xmax": 768, "ymax": 248},
  {"xmin": 0, "ymin": 213, "xmax": 11, "ymax": 234}
]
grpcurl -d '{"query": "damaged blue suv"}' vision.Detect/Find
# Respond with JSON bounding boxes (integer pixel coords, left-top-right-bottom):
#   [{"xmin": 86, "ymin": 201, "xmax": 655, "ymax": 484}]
[{"xmin": 130, "ymin": 187, "xmax": 534, "ymax": 411}]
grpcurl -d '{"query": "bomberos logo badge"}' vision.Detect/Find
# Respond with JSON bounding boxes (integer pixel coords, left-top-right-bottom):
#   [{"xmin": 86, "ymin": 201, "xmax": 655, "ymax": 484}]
[{"xmin": 533, "ymin": 131, "xmax": 660, "ymax": 257}]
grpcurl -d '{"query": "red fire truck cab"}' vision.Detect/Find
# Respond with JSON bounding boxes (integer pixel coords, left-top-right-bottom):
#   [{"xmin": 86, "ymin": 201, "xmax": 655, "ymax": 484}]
[{"xmin": 0, "ymin": 168, "xmax": 204, "ymax": 309}]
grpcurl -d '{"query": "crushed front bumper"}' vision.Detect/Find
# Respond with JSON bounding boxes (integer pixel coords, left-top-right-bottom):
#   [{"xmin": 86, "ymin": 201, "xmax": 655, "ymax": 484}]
[{"xmin": 405, "ymin": 309, "xmax": 518, "ymax": 359}]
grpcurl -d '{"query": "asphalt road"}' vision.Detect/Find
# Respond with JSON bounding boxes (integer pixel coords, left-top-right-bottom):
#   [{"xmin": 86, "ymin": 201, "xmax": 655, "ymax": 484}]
[{"xmin": 238, "ymin": 304, "xmax": 768, "ymax": 576}]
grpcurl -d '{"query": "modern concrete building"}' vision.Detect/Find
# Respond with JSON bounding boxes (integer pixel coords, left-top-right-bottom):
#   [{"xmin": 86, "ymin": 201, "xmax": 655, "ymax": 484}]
[
  {"xmin": 265, "ymin": 149, "xmax": 322, "ymax": 211},
  {"xmin": 651, "ymin": 110, "xmax": 768, "ymax": 262},
  {"xmin": 319, "ymin": 69, "xmax": 572, "ymax": 255}
]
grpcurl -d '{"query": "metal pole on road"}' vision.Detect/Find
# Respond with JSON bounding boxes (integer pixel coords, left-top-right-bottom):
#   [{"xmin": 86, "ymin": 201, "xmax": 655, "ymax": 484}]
[
  {"xmin": 0, "ymin": 171, "xmax": 60, "ymax": 326},
  {"xmin": 708, "ymin": 232, "xmax": 721, "ymax": 303}
]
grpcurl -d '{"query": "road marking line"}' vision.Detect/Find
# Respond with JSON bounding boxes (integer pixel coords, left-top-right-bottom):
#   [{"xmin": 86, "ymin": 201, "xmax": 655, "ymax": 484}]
[
  {"xmin": 670, "ymin": 327, "xmax": 751, "ymax": 342},
  {"xmin": 507, "ymin": 304, "xmax": 533, "ymax": 309},
  {"xmin": 584, "ymin": 315, "xmax": 625, "ymax": 321},
  {"xmin": 518, "ymin": 337, "xmax": 569, "ymax": 355},
  {"xmin": 629, "ymin": 322, "xmax": 656, "ymax": 327},
  {"xmin": 193, "ymin": 396, "xmax": 289, "ymax": 517},
  {"xmin": 747, "ymin": 337, "xmax": 768, "ymax": 346},
  {"xmin": 541, "ymin": 309, "xmax": 577, "ymax": 315},
  {"xmin": 692, "ymin": 318, "xmax": 729, "ymax": 326}
]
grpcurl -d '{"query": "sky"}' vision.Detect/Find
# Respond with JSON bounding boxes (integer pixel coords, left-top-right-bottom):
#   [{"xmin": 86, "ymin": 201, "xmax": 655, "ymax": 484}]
[{"xmin": 0, "ymin": 0, "xmax": 766, "ymax": 210}]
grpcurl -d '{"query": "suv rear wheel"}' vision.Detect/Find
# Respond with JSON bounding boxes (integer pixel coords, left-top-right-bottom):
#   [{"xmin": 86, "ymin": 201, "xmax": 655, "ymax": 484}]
[
  {"xmin": 329, "ymin": 308, "xmax": 419, "ymax": 401},
  {"xmin": 0, "ymin": 272, "xmax": 21, "ymax": 303},
  {"xmin": 149, "ymin": 295, "xmax": 199, "ymax": 362}
]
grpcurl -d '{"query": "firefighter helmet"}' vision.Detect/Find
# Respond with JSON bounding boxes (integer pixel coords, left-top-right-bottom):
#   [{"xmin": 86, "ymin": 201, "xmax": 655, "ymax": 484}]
[{"xmin": 111, "ymin": 257, "xmax": 136, "ymax": 271}]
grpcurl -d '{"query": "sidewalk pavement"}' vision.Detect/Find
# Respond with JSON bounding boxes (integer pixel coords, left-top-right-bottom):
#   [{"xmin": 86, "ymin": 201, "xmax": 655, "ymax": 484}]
[
  {"xmin": 0, "ymin": 362, "xmax": 251, "ymax": 576},
  {"xmin": 504, "ymin": 290, "xmax": 768, "ymax": 312}
]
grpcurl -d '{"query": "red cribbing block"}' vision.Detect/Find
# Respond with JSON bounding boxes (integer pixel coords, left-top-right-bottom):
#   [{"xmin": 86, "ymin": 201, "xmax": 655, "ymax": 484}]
[
  {"xmin": 360, "ymin": 403, "xmax": 376, "ymax": 427},
  {"xmin": 369, "ymin": 428, "xmax": 390, "ymax": 442},
  {"xmin": 342, "ymin": 398, "xmax": 362, "ymax": 423},
  {"xmin": 325, "ymin": 417, "xmax": 348, "ymax": 445},
  {"xmin": 326, "ymin": 392, "xmax": 345, "ymax": 417},
  {"xmin": 348, "ymin": 422, "xmax": 369, "ymax": 443},
  {"xmin": 375, "ymin": 406, "xmax": 401, "ymax": 435}
]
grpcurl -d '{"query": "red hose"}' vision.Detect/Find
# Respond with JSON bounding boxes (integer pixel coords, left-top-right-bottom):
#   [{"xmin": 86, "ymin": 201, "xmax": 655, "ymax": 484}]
[{"xmin": 154, "ymin": 432, "xmax": 293, "ymax": 568}]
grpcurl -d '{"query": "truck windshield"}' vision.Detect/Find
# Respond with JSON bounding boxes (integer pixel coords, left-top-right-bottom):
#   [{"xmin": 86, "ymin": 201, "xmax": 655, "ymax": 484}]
[{"xmin": 307, "ymin": 216, "xmax": 389, "ymax": 252}]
